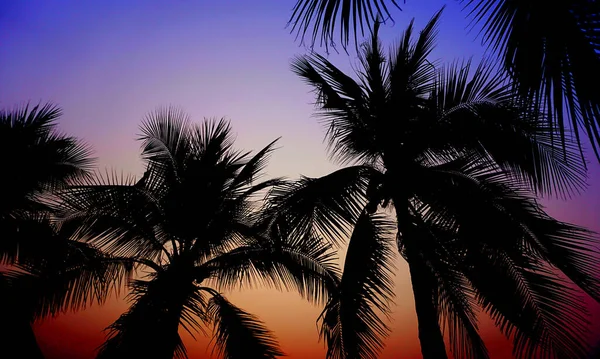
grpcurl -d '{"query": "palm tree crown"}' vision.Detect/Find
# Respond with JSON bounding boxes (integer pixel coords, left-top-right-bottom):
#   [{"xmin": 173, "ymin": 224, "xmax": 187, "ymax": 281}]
[
  {"xmin": 56, "ymin": 107, "xmax": 341, "ymax": 359},
  {"xmin": 271, "ymin": 10, "xmax": 600, "ymax": 359},
  {"xmin": 287, "ymin": 0, "xmax": 600, "ymax": 160},
  {"xmin": 0, "ymin": 103, "xmax": 105, "ymax": 359}
]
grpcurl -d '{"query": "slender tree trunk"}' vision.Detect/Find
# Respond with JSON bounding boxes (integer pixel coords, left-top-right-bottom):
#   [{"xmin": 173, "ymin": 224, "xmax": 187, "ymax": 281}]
[
  {"xmin": 393, "ymin": 188, "xmax": 448, "ymax": 359},
  {"xmin": 406, "ymin": 254, "xmax": 448, "ymax": 359}
]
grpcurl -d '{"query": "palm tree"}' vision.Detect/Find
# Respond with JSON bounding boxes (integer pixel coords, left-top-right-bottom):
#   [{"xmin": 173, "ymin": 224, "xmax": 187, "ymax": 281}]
[
  {"xmin": 287, "ymin": 0, "xmax": 600, "ymax": 160},
  {"xmin": 270, "ymin": 11, "xmax": 600, "ymax": 359},
  {"xmin": 0, "ymin": 103, "xmax": 103, "ymax": 359},
  {"xmin": 56, "ymin": 107, "xmax": 341, "ymax": 359}
]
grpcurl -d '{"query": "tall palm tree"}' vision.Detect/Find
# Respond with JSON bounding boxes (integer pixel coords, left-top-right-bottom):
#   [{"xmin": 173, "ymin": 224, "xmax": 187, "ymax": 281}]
[
  {"xmin": 0, "ymin": 103, "xmax": 105, "ymax": 359},
  {"xmin": 56, "ymin": 107, "xmax": 341, "ymax": 359},
  {"xmin": 270, "ymin": 11, "xmax": 600, "ymax": 359},
  {"xmin": 287, "ymin": 0, "xmax": 600, "ymax": 159}
]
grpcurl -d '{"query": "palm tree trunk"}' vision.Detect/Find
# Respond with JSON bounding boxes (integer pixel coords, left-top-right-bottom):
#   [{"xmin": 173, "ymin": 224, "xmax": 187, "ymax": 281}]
[
  {"xmin": 394, "ymin": 189, "xmax": 448, "ymax": 359},
  {"xmin": 406, "ymin": 254, "xmax": 448, "ymax": 359}
]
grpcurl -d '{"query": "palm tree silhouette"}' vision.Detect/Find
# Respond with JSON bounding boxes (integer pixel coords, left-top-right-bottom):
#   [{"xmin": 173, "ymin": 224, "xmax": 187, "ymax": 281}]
[
  {"xmin": 56, "ymin": 107, "xmax": 341, "ymax": 359},
  {"xmin": 0, "ymin": 103, "xmax": 99, "ymax": 359},
  {"xmin": 287, "ymin": 1, "xmax": 600, "ymax": 159},
  {"xmin": 270, "ymin": 11, "xmax": 600, "ymax": 359}
]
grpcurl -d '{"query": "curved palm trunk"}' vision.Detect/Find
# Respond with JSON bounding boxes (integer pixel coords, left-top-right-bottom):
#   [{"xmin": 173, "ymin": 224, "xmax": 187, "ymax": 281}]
[
  {"xmin": 406, "ymin": 254, "xmax": 448, "ymax": 359},
  {"xmin": 394, "ymin": 192, "xmax": 448, "ymax": 359}
]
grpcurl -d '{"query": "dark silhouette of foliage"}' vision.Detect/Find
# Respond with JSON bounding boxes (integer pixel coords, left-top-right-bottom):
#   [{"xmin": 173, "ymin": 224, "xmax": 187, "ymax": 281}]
[
  {"xmin": 0, "ymin": 103, "xmax": 120, "ymax": 359},
  {"xmin": 271, "ymin": 11, "xmax": 600, "ymax": 359},
  {"xmin": 287, "ymin": 0, "xmax": 600, "ymax": 160},
  {"xmin": 55, "ymin": 107, "xmax": 342, "ymax": 359}
]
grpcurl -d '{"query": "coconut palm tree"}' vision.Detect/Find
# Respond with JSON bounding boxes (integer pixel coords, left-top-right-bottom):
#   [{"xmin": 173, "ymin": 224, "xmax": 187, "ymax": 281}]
[
  {"xmin": 0, "ymin": 103, "xmax": 106, "ymax": 359},
  {"xmin": 287, "ymin": 0, "xmax": 600, "ymax": 160},
  {"xmin": 269, "ymin": 11, "xmax": 600, "ymax": 359},
  {"xmin": 56, "ymin": 107, "xmax": 341, "ymax": 359}
]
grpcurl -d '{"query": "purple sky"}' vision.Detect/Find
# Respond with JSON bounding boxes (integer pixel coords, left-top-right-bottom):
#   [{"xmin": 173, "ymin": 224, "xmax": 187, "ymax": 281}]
[{"xmin": 2, "ymin": 1, "xmax": 599, "ymax": 358}]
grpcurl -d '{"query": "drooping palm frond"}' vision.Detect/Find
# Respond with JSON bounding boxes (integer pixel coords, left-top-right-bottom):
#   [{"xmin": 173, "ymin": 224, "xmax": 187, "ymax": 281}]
[
  {"xmin": 264, "ymin": 166, "xmax": 374, "ymax": 246},
  {"xmin": 463, "ymin": 0, "xmax": 600, "ymax": 159},
  {"xmin": 419, "ymin": 157, "xmax": 600, "ymax": 302},
  {"xmin": 288, "ymin": 0, "xmax": 402, "ymax": 50},
  {"xmin": 292, "ymin": 53, "xmax": 380, "ymax": 165},
  {"xmin": 423, "ymin": 59, "xmax": 587, "ymax": 199},
  {"xmin": 57, "ymin": 171, "xmax": 169, "ymax": 262},
  {"xmin": 3, "ymin": 243, "xmax": 134, "ymax": 322},
  {"xmin": 414, "ymin": 159, "xmax": 597, "ymax": 358},
  {"xmin": 202, "ymin": 225, "xmax": 340, "ymax": 306},
  {"xmin": 207, "ymin": 294, "xmax": 284, "ymax": 359},
  {"xmin": 319, "ymin": 211, "xmax": 395, "ymax": 359}
]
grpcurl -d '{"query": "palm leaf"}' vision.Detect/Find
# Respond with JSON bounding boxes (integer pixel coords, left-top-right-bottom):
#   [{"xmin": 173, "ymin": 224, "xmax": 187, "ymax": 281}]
[
  {"xmin": 4, "ymin": 243, "xmax": 134, "ymax": 322},
  {"xmin": 264, "ymin": 166, "xmax": 374, "ymax": 245},
  {"xmin": 423, "ymin": 59, "xmax": 587, "ymax": 198},
  {"xmin": 463, "ymin": 0, "xmax": 600, "ymax": 159},
  {"xmin": 319, "ymin": 211, "xmax": 395, "ymax": 359},
  {"xmin": 138, "ymin": 106, "xmax": 192, "ymax": 176},
  {"xmin": 57, "ymin": 171, "xmax": 169, "ymax": 261},
  {"xmin": 207, "ymin": 294, "xmax": 284, "ymax": 359},
  {"xmin": 414, "ymin": 160, "xmax": 596, "ymax": 358},
  {"xmin": 287, "ymin": 0, "xmax": 402, "ymax": 50},
  {"xmin": 202, "ymin": 227, "xmax": 340, "ymax": 306},
  {"xmin": 292, "ymin": 53, "xmax": 381, "ymax": 165}
]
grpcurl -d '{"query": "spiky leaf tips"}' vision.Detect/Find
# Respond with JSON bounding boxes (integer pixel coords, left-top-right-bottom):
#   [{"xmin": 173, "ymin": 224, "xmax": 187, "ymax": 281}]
[
  {"xmin": 279, "ymin": 9, "xmax": 600, "ymax": 359},
  {"xmin": 52, "ymin": 108, "xmax": 341, "ymax": 359}
]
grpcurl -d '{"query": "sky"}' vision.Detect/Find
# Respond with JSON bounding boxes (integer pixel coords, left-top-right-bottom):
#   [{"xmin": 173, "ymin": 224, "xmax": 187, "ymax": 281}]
[{"xmin": 1, "ymin": 1, "xmax": 599, "ymax": 358}]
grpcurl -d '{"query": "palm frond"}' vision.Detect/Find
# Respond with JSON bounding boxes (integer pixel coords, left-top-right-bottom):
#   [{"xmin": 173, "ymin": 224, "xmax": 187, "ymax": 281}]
[
  {"xmin": 415, "ymin": 160, "xmax": 596, "ymax": 358},
  {"xmin": 463, "ymin": 0, "xmax": 600, "ymax": 159},
  {"xmin": 287, "ymin": 0, "xmax": 402, "ymax": 51},
  {"xmin": 292, "ymin": 53, "xmax": 381, "ymax": 165},
  {"xmin": 190, "ymin": 117, "xmax": 239, "ymax": 166},
  {"xmin": 208, "ymin": 294, "xmax": 284, "ymax": 359},
  {"xmin": 138, "ymin": 106, "xmax": 191, "ymax": 176},
  {"xmin": 264, "ymin": 166, "xmax": 375, "ymax": 245},
  {"xmin": 424, "ymin": 59, "xmax": 587, "ymax": 198},
  {"xmin": 466, "ymin": 249, "xmax": 591, "ymax": 359},
  {"xmin": 229, "ymin": 138, "xmax": 280, "ymax": 192},
  {"xmin": 4, "ymin": 243, "xmax": 134, "ymax": 322},
  {"xmin": 387, "ymin": 8, "xmax": 442, "ymax": 103},
  {"xmin": 421, "ymin": 158, "xmax": 600, "ymax": 302},
  {"xmin": 202, "ymin": 227, "xmax": 340, "ymax": 306},
  {"xmin": 57, "ymin": 171, "xmax": 169, "ymax": 261},
  {"xmin": 319, "ymin": 211, "xmax": 395, "ymax": 359}
]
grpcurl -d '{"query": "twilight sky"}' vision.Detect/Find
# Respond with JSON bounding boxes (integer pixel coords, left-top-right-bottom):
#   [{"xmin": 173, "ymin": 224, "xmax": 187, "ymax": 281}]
[{"xmin": 1, "ymin": 1, "xmax": 599, "ymax": 358}]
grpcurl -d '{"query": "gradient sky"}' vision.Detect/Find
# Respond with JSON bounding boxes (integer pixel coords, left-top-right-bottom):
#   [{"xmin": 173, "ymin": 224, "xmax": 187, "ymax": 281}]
[{"xmin": 1, "ymin": 1, "xmax": 599, "ymax": 358}]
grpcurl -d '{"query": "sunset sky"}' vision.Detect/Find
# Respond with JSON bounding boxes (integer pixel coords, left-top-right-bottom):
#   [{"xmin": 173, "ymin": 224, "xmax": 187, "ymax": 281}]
[{"xmin": 1, "ymin": 1, "xmax": 599, "ymax": 358}]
